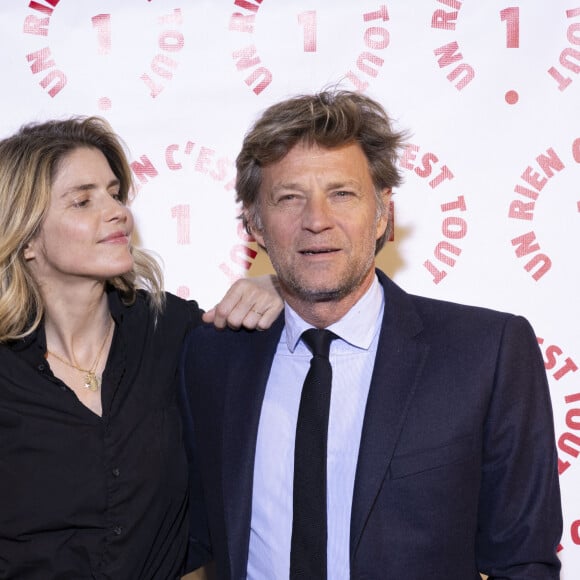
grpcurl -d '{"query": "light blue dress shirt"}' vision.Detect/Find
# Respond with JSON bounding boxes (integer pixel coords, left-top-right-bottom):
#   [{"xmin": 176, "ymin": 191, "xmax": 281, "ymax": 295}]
[{"xmin": 247, "ymin": 275, "xmax": 385, "ymax": 579}]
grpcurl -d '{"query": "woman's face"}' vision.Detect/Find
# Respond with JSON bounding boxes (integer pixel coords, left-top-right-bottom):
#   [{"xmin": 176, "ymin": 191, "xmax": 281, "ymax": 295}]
[{"xmin": 25, "ymin": 146, "xmax": 134, "ymax": 287}]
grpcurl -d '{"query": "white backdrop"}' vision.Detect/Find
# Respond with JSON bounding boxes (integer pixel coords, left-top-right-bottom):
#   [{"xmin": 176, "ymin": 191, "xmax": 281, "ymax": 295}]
[{"xmin": 2, "ymin": 0, "xmax": 579, "ymax": 575}]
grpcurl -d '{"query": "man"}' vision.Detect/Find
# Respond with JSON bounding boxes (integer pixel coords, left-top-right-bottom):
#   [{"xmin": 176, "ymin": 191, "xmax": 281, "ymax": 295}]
[{"xmin": 181, "ymin": 90, "xmax": 562, "ymax": 579}]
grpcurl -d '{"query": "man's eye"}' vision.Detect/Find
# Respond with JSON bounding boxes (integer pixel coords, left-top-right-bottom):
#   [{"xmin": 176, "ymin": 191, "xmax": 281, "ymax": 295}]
[{"xmin": 277, "ymin": 194, "xmax": 299, "ymax": 203}]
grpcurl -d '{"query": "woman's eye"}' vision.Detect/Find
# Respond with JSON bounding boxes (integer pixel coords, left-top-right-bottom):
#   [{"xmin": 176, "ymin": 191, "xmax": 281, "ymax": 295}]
[{"xmin": 72, "ymin": 198, "xmax": 89, "ymax": 208}]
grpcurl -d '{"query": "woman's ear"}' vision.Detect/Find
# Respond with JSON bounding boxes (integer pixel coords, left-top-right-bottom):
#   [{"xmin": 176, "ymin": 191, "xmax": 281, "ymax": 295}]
[{"xmin": 23, "ymin": 240, "xmax": 36, "ymax": 261}]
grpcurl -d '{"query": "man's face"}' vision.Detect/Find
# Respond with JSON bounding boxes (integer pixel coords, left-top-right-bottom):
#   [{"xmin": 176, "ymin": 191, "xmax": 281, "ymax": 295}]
[{"xmin": 250, "ymin": 141, "xmax": 389, "ymax": 309}]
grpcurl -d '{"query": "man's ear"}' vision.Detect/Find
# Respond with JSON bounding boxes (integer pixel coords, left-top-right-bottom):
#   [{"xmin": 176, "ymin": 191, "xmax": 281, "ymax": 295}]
[
  {"xmin": 376, "ymin": 188, "xmax": 392, "ymax": 239},
  {"xmin": 244, "ymin": 209, "xmax": 266, "ymax": 250},
  {"xmin": 251, "ymin": 227, "xmax": 266, "ymax": 250}
]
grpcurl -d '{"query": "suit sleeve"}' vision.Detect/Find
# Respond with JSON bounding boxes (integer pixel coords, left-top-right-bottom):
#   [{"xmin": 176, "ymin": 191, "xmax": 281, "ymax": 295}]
[
  {"xmin": 476, "ymin": 315, "xmax": 562, "ymax": 578},
  {"xmin": 177, "ymin": 330, "xmax": 214, "ymax": 573}
]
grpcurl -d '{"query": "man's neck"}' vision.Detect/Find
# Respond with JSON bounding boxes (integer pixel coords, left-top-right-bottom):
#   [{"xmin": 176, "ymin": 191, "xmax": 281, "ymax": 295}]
[{"xmin": 283, "ymin": 270, "xmax": 376, "ymax": 328}]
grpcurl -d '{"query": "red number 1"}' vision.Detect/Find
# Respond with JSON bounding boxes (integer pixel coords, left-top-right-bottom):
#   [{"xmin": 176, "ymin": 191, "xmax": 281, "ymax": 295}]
[
  {"xmin": 91, "ymin": 14, "xmax": 112, "ymax": 55},
  {"xmin": 500, "ymin": 7, "xmax": 520, "ymax": 49},
  {"xmin": 171, "ymin": 204, "xmax": 190, "ymax": 245},
  {"xmin": 298, "ymin": 11, "xmax": 317, "ymax": 52}
]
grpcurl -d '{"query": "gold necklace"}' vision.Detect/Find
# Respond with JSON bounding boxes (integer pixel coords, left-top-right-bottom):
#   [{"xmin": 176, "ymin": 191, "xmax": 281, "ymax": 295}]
[{"xmin": 47, "ymin": 319, "xmax": 113, "ymax": 392}]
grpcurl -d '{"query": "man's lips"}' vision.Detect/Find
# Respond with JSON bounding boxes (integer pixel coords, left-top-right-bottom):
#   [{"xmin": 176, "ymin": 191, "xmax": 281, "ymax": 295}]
[{"xmin": 299, "ymin": 248, "xmax": 339, "ymax": 255}]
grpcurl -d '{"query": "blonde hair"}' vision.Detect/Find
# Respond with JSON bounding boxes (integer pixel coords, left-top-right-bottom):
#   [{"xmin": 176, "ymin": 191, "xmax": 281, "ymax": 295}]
[{"xmin": 0, "ymin": 116, "xmax": 164, "ymax": 343}]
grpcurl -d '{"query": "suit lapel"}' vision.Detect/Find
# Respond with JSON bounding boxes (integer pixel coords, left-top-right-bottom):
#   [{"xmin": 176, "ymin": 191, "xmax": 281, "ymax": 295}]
[
  {"xmin": 350, "ymin": 272, "xmax": 429, "ymax": 557},
  {"xmin": 221, "ymin": 316, "xmax": 284, "ymax": 577}
]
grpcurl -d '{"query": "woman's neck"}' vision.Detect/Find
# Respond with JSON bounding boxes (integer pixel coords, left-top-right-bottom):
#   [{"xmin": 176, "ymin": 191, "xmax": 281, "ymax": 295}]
[{"xmin": 41, "ymin": 280, "xmax": 111, "ymax": 363}]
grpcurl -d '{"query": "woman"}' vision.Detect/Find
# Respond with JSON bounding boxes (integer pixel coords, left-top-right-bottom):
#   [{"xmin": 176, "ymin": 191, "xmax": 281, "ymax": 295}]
[{"xmin": 0, "ymin": 117, "xmax": 280, "ymax": 579}]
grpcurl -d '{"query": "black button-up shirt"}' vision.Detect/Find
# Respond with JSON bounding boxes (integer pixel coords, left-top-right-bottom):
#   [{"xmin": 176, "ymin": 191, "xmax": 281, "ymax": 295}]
[{"xmin": 0, "ymin": 289, "xmax": 202, "ymax": 579}]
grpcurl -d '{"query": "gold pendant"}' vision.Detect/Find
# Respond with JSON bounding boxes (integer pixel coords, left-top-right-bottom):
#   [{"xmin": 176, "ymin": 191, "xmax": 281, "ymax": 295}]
[{"xmin": 84, "ymin": 372, "xmax": 99, "ymax": 392}]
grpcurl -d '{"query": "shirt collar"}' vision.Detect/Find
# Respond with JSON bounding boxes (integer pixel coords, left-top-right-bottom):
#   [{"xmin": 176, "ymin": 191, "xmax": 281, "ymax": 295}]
[{"xmin": 284, "ymin": 274, "xmax": 385, "ymax": 352}]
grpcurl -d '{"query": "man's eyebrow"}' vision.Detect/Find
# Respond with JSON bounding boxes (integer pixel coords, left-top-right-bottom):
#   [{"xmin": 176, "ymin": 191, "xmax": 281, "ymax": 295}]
[
  {"xmin": 325, "ymin": 179, "xmax": 361, "ymax": 189},
  {"xmin": 271, "ymin": 179, "xmax": 361, "ymax": 193},
  {"xmin": 271, "ymin": 182, "xmax": 305, "ymax": 193}
]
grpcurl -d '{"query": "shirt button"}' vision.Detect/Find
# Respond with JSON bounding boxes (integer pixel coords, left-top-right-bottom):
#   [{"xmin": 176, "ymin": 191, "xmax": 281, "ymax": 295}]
[
  {"xmin": 113, "ymin": 525, "xmax": 122, "ymax": 536},
  {"xmin": 112, "ymin": 468, "xmax": 120, "ymax": 477},
  {"xmin": 37, "ymin": 364, "xmax": 45, "ymax": 371}
]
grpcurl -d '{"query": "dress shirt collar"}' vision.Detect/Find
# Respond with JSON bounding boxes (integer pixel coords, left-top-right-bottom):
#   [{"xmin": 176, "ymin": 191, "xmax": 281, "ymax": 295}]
[{"xmin": 284, "ymin": 273, "xmax": 384, "ymax": 352}]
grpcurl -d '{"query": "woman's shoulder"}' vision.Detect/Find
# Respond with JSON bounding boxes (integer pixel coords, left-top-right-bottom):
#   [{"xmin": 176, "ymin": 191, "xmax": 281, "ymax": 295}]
[
  {"xmin": 110, "ymin": 288, "xmax": 202, "ymax": 327},
  {"xmin": 161, "ymin": 290, "xmax": 203, "ymax": 318}
]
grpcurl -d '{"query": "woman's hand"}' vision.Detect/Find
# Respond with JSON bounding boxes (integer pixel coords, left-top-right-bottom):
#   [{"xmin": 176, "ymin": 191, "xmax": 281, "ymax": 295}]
[{"xmin": 202, "ymin": 274, "xmax": 282, "ymax": 330}]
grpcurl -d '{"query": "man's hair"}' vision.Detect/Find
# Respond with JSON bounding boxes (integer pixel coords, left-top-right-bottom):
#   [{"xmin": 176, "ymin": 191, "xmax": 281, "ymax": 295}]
[
  {"xmin": 0, "ymin": 116, "xmax": 164, "ymax": 342},
  {"xmin": 235, "ymin": 89, "xmax": 407, "ymax": 251}
]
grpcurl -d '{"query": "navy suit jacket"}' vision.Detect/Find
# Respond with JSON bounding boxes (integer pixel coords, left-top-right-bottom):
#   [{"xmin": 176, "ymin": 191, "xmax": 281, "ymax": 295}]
[{"xmin": 180, "ymin": 270, "xmax": 562, "ymax": 579}]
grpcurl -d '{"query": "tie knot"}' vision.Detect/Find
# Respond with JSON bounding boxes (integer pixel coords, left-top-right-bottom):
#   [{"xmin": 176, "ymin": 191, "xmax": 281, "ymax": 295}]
[{"xmin": 301, "ymin": 328, "xmax": 336, "ymax": 359}]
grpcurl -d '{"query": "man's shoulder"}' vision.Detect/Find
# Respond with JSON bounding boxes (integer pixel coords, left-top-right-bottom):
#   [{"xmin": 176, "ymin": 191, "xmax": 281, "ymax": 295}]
[
  {"xmin": 378, "ymin": 269, "xmax": 511, "ymax": 315},
  {"xmin": 180, "ymin": 315, "xmax": 284, "ymax": 389},
  {"xmin": 409, "ymin": 292, "xmax": 514, "ymax": 321},
  {"xmin": 376, "ymin": 269, "xmax": 526, "ymax": 336},
  {"xmin": 183, "ymin": 313, "xmax": 284, "ymax": 351}
]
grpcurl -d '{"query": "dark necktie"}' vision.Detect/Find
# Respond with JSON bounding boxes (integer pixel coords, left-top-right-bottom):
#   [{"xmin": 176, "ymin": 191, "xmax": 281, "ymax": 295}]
[{"xmin": 290, "ymin": 328, "xmax": 336, "ymax": 579}]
